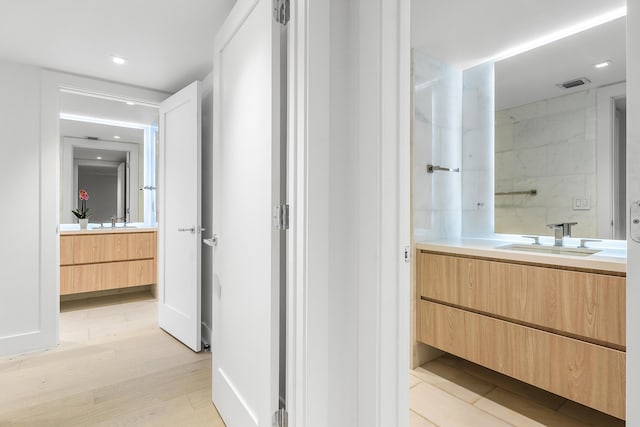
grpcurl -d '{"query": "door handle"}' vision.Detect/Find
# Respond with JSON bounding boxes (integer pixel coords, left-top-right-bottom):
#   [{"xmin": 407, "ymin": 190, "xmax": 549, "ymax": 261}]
[
  {"xmin": 203, "ymin": 235, "xmax": 218, "ymax": 247},
  {"xmin": 178, "ymin": 227, "xmax": 196, "ymax": 234},
  {"xmin": 202, "ymin": 234, "xmax": 218, "ymax": 248}
]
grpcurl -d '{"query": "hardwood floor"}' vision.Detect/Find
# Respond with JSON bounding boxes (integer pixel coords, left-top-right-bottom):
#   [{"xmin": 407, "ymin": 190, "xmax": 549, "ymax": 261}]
[
  {"xmin": 410, "ymin": 354, "xmax": 625, "ymax": 427},
  {"xmin": 0, "ymin": 292, "xmax": 225, "ymax": 427}
]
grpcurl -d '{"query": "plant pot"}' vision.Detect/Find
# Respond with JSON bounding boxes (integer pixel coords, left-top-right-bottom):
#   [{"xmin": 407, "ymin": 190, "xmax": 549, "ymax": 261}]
[{"xmin": 79, "ymin": 218, "xmax": 88, "ymax": 229}]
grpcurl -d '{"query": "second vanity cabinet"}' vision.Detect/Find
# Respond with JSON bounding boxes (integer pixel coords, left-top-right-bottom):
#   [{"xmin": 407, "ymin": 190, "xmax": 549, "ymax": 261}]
[
  {"xmin": 416, "ymin": 249, "xmax": 626, "ymax": 419},
  {"xmin": 60, "ymin": 230, "xmax": 157, "ymax": 295}
]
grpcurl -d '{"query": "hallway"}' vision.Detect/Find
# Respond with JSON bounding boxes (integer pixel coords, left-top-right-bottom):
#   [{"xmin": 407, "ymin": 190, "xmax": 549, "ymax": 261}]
[{"xmin": 0, "ymin": 292, "xmax": 224, "ymax": 426}]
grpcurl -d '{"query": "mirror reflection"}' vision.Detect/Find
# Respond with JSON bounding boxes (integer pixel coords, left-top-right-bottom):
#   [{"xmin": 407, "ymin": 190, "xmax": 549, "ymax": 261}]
[
  {"xmin": 494, "ymin": 17, "xmax": 626, "ymax": 239},
  {"xmin": 59, "ymin": 92, "xmax": 159, "ymax": 227}
]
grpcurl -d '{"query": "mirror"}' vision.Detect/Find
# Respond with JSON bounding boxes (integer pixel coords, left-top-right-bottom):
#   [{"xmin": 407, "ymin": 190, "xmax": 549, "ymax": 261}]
[
  {"xmin": 59, "ymin": 92, "xmax": 159, "ymax": 226},
  {"xmin": 494, "ymin": 17, "xmax": 626, "ymax": 239}
]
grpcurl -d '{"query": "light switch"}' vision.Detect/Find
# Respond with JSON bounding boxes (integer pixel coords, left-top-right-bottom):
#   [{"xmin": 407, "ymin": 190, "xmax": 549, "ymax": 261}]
[{"xmin": 573, "ymin": 197, "xmax": 590, "ymax": 211}]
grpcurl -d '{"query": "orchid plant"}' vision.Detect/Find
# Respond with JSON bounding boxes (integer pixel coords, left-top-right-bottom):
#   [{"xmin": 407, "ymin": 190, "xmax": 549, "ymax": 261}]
[{"xmin": 71, "ymin": 189, "xmax": 90, "ymax": 219}]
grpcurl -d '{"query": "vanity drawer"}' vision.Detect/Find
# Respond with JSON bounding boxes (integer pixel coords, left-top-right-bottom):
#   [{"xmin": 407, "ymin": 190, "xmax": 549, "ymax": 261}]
[
  {"xmin": 60, "ymin": 266, "xmax": 74, "ymax": 294},
  {"xmin": 60, "ymin": 236, "xmax": 74, "ymax": 266},
  {"xmin": 63, "ymin": 259, "xmax": 156, "ymax": 295},
  {"xmin": 417, "ymin": 300, "xmax": 625, "ymax": 419},
  {"xmin": 73, "ymin": 233, "xmax": 129, "ymax": 264},
  {"xmin": 417, "ymin": 251, "xmax": 626, "ymax": 348},
  {"xmin": 71, "ymin": 232, "xmax": 156, "ymax": 264}
]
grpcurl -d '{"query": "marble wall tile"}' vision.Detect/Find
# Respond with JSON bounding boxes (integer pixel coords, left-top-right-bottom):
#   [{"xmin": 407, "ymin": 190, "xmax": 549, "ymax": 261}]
[
  {"xmin": 545, "ymin": 110, "xmax": 585, "ymax": 143},
  {"xmin": 462, "ymin": 63, "xmax": 494, "ymax": 237},
  {"xmin": 513, "ymin": 116, "xmax": 549, "ymax": 149},
  {"xmin": 494, "ymin": 122, "xmax": 513, "ymax": 153},
  {"xmin": 507, "ymin": 100, "xmax": 547, "ymax": 122},
  {"xmin": 546, "ymin": 140, "xmax": 596, "ymax": 175},
  {"xmin": 495, "ymin": 207, "xmax": 548, "ymax": 235},
  {"xmin": 413, "ymin": 51, "xmax": 463, "ymax": 240},
  {"xmin": 495, "ymin": 88, "xmax": 597, "ymax": 237},
  {"xmin": 463, "ymin": 128, "xmax": 493, "ymax": 169},
  {"xmin": 413, "ymin": 120, "xmax": 431, "ymax": 166},
  {"xmin": 547, "ymin": 90, "xmax": 589, "ymax": 114}
]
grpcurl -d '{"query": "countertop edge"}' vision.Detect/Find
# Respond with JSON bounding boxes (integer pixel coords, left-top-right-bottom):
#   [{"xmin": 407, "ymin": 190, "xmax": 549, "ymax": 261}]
[
  {"xmin": 60, "ymin": 228, "xmax": 157, "ymax": 235},
  {"xmin": 416, "ymin": 240, "xmax": 626, "ymax": 275}
]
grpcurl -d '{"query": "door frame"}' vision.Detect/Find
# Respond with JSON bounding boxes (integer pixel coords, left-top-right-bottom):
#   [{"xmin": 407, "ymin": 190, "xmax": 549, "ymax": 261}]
[
  {"xmin": 596, "ymin": 82, "xmax": 627, "ymax": 239},
  {"xmin": 41, "ymin": 70, "xmax": 167, "ymax": 347},
  {"xmin": 289, "ymin": 0, "xmax": 411, "ymax": 425}
]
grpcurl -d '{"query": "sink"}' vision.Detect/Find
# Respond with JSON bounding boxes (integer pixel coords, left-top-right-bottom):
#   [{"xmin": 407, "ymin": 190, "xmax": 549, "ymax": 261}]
[
  {"xmin": 496, "ymin": 243, "xmax": 600, "ymax": 256},
  {"xmin": 87, "ymin": 223, "xmax": 138, "ymax": 230}
]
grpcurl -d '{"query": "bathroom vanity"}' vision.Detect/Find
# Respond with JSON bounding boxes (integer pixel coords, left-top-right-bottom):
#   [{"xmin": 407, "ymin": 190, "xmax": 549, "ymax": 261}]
[
  {"xmin": 60, "ymin": 228, "xmax": 157, "ymax": 295},
  {"xmin": 415, "ymin": 240, "xmax": 626, "ymax": 419}
]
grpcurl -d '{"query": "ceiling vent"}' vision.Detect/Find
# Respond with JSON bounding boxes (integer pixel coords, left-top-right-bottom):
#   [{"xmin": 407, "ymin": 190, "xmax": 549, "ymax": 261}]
[{"xmin": 557, "ymin": 77, "xmax": 591, "ymax": 89}]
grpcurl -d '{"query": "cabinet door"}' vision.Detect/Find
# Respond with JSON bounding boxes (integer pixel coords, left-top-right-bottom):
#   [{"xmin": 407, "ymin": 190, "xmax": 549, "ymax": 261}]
[
  {"xmin": 417, "ymin": 251, "xmax": 626, "ymax": 348},
  {"xmin": 60, "ymin": 236, "xmax": 74, "ymax": 266},
  {"xmin": 417, "ymin": 300, "xmax": 626, "ymax": 419}
]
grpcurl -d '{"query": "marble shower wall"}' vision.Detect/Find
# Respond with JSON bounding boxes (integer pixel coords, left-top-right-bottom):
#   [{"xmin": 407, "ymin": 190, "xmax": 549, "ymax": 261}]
[
  {"xmin": 462, "ymin": 63, "xmax": 495, "ymax": 237},
  {"xmin": 495, "ymin": 89, "xmax": 597, "ymax": 237},
  {"xmin": 413, "ymin": 51, "xmax": 462, "ymax": 241}
]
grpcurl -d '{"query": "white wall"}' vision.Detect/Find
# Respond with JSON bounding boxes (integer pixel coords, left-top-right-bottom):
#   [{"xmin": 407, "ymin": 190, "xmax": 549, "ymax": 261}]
[
  {"xmin": 0, "ymin": 60, "xmax": 57, "ymax": 357},
  {"xmin": 201, "ymin": 71, "xmax": 214, "ymax": 347},
  {"xmin": 626, "ymin": 0, "xmax": 640, "ymax": 423}
]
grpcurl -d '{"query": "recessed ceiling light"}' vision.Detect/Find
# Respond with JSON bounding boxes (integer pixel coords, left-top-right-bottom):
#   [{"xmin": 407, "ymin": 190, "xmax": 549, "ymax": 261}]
[
  {"xmin": 114, "ymin": 135, "xmax": 121, "ymax": 139},
  {"xmin": 96, "ymin": 156, "xmax": 102, "ymax": 160},
  {"xmin": 126, "ymin": 101, "xmax": 135, "ymax": 106},
  {"xmin": 594, "ymin": 60, "xmax": 612, "ymax": 69},
  {"xmin": 111, "ymin": 56, "xmax": 127, "ymax": 65}
]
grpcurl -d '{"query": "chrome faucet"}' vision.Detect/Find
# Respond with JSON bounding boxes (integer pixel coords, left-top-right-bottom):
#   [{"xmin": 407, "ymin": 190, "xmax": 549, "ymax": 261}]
[
  {"xmin": 111, "ymin": 216, "xmax": 127, "ymax": 228},
  {"xmin": 547, "ymin": 222, "xmax": 577, "ymax": 247}
]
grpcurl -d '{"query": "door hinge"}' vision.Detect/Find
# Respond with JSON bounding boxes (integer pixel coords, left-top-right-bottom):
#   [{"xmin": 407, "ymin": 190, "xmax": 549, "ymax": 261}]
[
  {"xmin": 273, "ymin": 408, "xmax": 288, "ymax": 427},
  {"xmin": 273, "ymin": 204, "xmax": 289, "ymax": 230},
  {"xmin": 273, "ymin": 0, "xmax": 290, "ymax": 25}
]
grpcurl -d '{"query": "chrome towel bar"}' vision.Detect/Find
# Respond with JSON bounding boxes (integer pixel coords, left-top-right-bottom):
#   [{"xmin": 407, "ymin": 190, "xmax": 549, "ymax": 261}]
[
  {"xmin": 427, "ymin": 164, "xmax": 460, "ymax": 173},
  {"xmin": 495, "ymin": 189, "xmax": 537, "ymax": 196}
]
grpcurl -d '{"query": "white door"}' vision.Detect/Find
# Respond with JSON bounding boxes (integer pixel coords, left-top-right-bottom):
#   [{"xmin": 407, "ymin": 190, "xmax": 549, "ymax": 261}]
[
  {"xmin": 212, "ymin": 0, "xmax": 284, "ymax": 425},
  {"xmin": 158, "ymin": 80, "xmax": 202, "ymax": 352}
]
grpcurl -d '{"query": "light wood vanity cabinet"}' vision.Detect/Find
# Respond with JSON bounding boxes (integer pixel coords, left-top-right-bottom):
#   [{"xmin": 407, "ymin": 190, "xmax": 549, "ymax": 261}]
[
  {"xmin": 416, "ymin": 250, "xmax": 626, "ymax": 420},
  {"xmin": 60, "ymin": 231, "xmax": 157, "ymax": 295}
]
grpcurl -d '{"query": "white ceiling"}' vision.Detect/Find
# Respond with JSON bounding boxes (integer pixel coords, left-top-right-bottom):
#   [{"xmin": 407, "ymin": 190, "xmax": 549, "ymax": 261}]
[
  {"xmin": 61, "ymin": 120, "xmax": 145, "ymax": 144},
  {"xmin": 411, "ymin": 0, "xmax": 626, "ymax": 69},
  {"xmin": 59, "ymin": 91, "xmax": 156, "ymax": 145},
  {"xmin": 60, "ymin": 91, "xmax": 159, "ymax": 125},
  {"xmin": 411, "ymin": 0, "xmax": 627, "ymax": 110},
  {"xmin": 0, "ymin": 0, "xmax": 236, "ymax": 93},
  {"xmin": 495, "ymin": 17, "xmax": 626, "ymax": 110},
  {"xmin": 75, "ymin": 147, "xmax": 128, "ymax": 163}
]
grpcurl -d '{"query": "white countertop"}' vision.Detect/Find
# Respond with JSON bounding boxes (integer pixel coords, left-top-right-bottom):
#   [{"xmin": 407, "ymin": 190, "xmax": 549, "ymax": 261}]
[
  {"xmin": 60, "ymin": 222, "xmax": 157, "ymax": 235},
  {"xmin": 415, "ymin": 237, "xmax": 626, "ymax": 274}
]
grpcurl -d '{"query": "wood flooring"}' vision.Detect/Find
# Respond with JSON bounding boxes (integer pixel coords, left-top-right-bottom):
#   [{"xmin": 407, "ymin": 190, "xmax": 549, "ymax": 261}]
[{"xmin": 0, "ymin": 292, "xmax": 225, "ymax": 427}]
